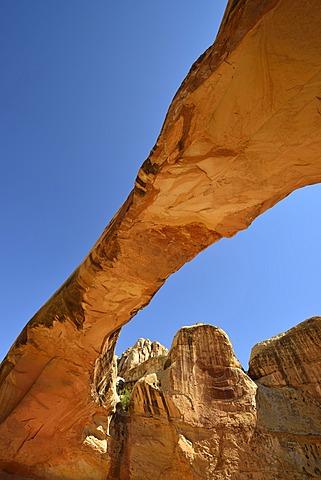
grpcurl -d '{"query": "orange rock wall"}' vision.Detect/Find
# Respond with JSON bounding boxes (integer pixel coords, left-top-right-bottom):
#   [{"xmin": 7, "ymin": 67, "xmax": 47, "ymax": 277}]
[{"xmin": 110, "ymin": 320, "xmax": 321, "ymax": 479}]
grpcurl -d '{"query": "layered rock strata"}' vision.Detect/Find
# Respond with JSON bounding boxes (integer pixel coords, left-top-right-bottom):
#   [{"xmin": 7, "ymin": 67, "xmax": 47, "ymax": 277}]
[
  {"xmin": 109, "ymin": 319, "xmax": 321, "ymax": 479},
  {"xmin": 248, "ymin": 317, "xmax": 321, "ymax": 479},
  {"xmin": 1, "ymin": 0, "xmax": 321, "ymax": 477},
  {"xmin": 109, "ymin": 324, "xmax": 257, "ymax": 480}
]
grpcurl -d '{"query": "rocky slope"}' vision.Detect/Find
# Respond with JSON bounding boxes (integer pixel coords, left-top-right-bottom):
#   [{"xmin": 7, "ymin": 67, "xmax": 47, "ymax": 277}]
[{"xmin": 1, "ymin": 0, "xmax": 321, "ymax": 477}]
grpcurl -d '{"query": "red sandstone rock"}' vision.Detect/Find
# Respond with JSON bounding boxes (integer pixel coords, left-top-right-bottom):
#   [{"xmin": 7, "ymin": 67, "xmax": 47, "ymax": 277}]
[
  {"xmin": 109, "ymin": 324, "xmax": 257, "ymax": 479},
  {"xmin": 1, "ymin": 0, "xmax": 321, "ymax": 477},
  {"xmin": 109, "ymin": 321, "xmax": 321, "ymax": 479}
]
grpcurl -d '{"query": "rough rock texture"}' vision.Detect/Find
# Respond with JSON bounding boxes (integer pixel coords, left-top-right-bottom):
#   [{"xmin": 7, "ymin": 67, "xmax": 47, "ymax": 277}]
[
  {"xmin": 248, "ymin": 317, "xmax": 321, "ymax": 479},
  {"xmin": 1, "ymin": 0, "xmax": 321, "ymax": 477},
  {"xmin": 117, "ymin": 338, "xmax": 168, "ymax": 381},
  {"xmin": 249, "ymin": 316, "xmax": 321, "ymax": 397},
  {"xmin": 109, "ymin": 320, "xmax": 321, "ymax": 479},
  {"xmin": 109, "ymin": 324, "xmax": 257, "ymax": 480}
]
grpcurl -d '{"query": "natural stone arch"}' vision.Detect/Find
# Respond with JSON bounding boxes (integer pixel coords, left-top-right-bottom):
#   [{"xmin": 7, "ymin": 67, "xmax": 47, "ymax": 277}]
[
  {"xmin": 1, "ymin": 0, "xmax": 321, "ymax": 477},
  {"xmin": 117, "ymin": 180, "xmax": 321, "ymax": 368}
]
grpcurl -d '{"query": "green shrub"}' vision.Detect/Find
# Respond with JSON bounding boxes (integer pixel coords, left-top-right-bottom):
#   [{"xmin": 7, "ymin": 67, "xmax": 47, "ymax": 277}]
[{"xmin": 118, "ymin": 388, "xmax": 131, "ymax": 411}]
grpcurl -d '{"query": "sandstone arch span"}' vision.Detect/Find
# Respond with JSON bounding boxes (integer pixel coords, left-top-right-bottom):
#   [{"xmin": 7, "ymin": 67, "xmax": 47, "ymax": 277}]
[{"xmin": 1, "ymin": 0, "xmax": 321, "ymax": 477}]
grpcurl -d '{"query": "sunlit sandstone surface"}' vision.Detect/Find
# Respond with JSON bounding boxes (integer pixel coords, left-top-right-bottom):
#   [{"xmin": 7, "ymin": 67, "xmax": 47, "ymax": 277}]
[{"xmin": 1, "ymin": 0, "xmax": 321, "ymax": 477}]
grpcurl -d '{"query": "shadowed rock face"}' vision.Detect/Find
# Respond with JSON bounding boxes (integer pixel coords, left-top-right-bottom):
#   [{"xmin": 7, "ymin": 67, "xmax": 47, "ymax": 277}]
[{"xmin": 1, "ymin": 0, "xmax": 321, "ymax": 477}]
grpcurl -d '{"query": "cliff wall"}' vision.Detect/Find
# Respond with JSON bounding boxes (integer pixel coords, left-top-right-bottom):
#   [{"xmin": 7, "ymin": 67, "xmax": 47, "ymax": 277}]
[{"xmin": 110, "ymin": 319, "xmax": 321, "ymax": 479}]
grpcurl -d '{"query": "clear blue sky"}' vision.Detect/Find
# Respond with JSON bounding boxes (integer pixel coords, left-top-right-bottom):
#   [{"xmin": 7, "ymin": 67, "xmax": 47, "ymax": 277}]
[{"xmin": 1, "ymin": 1, "xmax": 321, "ymax": 368}]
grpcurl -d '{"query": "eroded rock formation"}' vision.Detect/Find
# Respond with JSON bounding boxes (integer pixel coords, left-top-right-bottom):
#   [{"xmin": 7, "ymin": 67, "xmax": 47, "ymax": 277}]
[
  {"xmin": 1, "ymin": 0, "xmax": 321, "ymax": 477},
  {"xmin": 248, "ymin": 317, "xmax": 321, "ymax": 479},
  {"xmin": 110, "ymin": 324, "xmax": 257, "ymax": 480},
  {"xmin": 109, "ymin": 319, "xmax": 321, "ymax": 479},
  {"xmin": 117, "ymin": 338, "xmax": 168, "ymax": 382}
]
